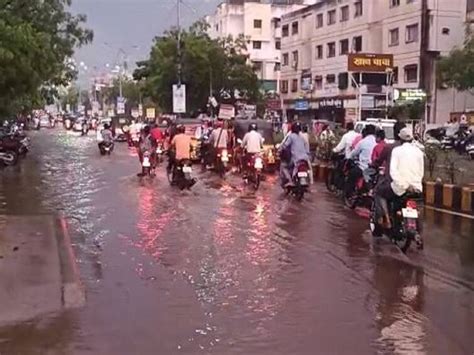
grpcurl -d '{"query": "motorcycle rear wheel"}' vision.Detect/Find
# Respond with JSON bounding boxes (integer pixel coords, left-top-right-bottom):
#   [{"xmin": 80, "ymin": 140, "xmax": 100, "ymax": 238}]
[
  {"xmin": 325, "ymin": 170, "xmax": 337, "ymax": 193},
  {"xmin": 253, "ymin": 173, "xmax": 261, "ymax": 191},
  {"xmin": 394, "ymin": 234, "xmax": 412, "ymax": 253}
]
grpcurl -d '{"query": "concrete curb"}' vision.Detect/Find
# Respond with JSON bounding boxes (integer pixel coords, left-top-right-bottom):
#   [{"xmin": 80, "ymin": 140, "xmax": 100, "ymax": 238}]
[
  {"xmin": 314, "ymin": 163, "xmax": 474, "ymax": 217},
  {"xmin": 55, "ymin": 215, "xmax": 85, "ymax": 308}
]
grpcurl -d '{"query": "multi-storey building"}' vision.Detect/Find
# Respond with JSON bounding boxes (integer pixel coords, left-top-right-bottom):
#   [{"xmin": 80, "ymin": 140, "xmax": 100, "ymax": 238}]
[
  {"xmin": 280, "ymin": 0, "xmax": 474, "ymax": 124},
  {"xmin": 206, "ymin": 0, "xmax": 309, "ymax": 92}
]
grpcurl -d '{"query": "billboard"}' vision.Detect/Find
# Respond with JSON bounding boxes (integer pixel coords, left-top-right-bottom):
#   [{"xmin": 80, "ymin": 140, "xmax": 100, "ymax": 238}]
[
  {"xmin": 348, "ymin": 53, "xmax": 394, "ymax": 72},
  {"xmin": 173, "ymin": 84, "xmax": 186, "ymax": 113}
]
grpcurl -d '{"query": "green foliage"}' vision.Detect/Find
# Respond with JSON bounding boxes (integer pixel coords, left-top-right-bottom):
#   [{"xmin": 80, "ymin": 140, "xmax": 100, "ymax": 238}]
[
  {"xmin": 424, "ymin": 143, "xmax": 441, "ymax": 178},
  {"xmin": 134, "ymin": 20, "xmax": 261, "ymax": 113},
  {"xmin": 437, "ymin": 30, "xmax": 474, "ymax": 91},
  {"xmin": 388, "ymin": 100, "xmax": 424, "ymax": 121},
  {"xmin": 0, "ymin": 0, "xmax": 93, "ymax": 117}
]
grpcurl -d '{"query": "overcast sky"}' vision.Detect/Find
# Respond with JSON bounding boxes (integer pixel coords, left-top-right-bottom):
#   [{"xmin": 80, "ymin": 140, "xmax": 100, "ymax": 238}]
[{"xmin": 71, "ymin": 0, "xmax": 220, "ymax": 84}]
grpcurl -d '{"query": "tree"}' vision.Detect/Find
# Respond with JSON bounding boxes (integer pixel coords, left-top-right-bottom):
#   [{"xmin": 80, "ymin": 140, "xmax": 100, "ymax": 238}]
[
  {"xmin": 134, "ymin": 20, "xmax": 260, "ymax": 114},
  {"xmin": 0, "ymin": 0, "xmax": 93, "ymax": 117},
  {"xmin": 101, "ymin": 78, "xmax": 144, "ymax": 113},
  {"xmin": 437, "ymin": 30, "xmax": 474, "ymax": 90},
  {"xmin": 60, "ymin": 85, "xmax": 80, "ymax": 111}
]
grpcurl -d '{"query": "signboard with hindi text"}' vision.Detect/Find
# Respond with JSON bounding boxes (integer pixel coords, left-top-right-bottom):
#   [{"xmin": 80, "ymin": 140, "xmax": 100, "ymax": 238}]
[{"xmin": 348, "ymin": 53, "xmax": 394, "ymax": 72}]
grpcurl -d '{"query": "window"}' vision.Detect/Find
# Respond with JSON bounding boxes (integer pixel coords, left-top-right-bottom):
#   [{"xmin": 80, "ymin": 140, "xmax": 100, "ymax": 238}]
[
  {"xmin": 353, "ymin": 36, "xmax": 362, "ymax": 52},
  {"xmin": 254, "ymin": 19, "xmax": 262, "ymax": 29},
  {"xmin": 292, "ymin": 50, "xmax": 299, "ymax": 68},
  {"xmin": 291, "ymin": 79, "xmax": 298, "ymax": 92},
  {"xmin": 282, "ymin": 24, "xmax": 289, "ymax": 37},
  {"xmin": 390, "ymin": 0, "xmax": 400, "ymax": 7},
  {"xmin": 275, "ymin": 40, "xmax": 281, "ymax": 50},
  {"xmin": 316, "ymin": 45, "xmax": 323, "ymax": 59},
  {"xmin": 253, "ymin": 61, "xmax": 262, "ymax": 72},
  {"xmin": 253, "ymin": 41, "xmax": 262, "ymax": 49},
  {"xmin": 340, "ymin": 39, "xmax": 349, "ymax": 55},
  {"xmin": 340, "ymin": 6, "xmax": 349, "ymax": 22},
  {"xmin": 338, "ymin": 73, "xmax": 349, "ymax": 90},
  {"xmin": 291, "ymin": 21, "xmax": 299, "ymax": 35},
  {"xmin": 215, "ymin": 24, "xmax": 219, "ymax": 32},
  {"xmin": 281, "ymin": 80, "xmax": 288, "ymax": 94},
  {"xmin": 404, "ymin": 65, "xmax": 418, "ymax": 83},
  {"xmin": 316, "ymin": 13, "xmax": 324, "ymax": 28},
  {"xmin": 406, "ymin": 24, "xmax": 419, "ymax": 43},
  {"xmin": 392, "ymin": 67, "xmax": 398, "ymax": 84},
  {"xmin": 354, "ymin": 0, "xmax": 363, "ymax": 17},
  {"xmin": 407, "ymin": 0, "xmax": 415, "ymax": 3},
  {"xmin": 314, "ymin": 76, "xmax": 323, "ymax": 90},
  {"xmin": 326, "ymin": 74, "xmax": 336, "ymax": 84},
  {"xmin": 274, "ymin": 18, "xmax": 281, "ymax": 28},
  {"xmin": 389, "ymin": 28, "xmax": 399, "ymax": 46},
  {"xmin": 274, "ymin": 63, "xmax": 281, "ymax": 71},
  {"xmin": 282, "ymin": 53, "xmax": 289, "ymax": 66},
  {"xmin": 442, "ymin": 27, "xmax": 450, "ymax": 35},
  {"xmin": 327, "ymin": 42, "xmax": 336, "ymax": 57},
  {"xmin": 328, "ymin": 9, "xmax": 336, "ymax": 25}
]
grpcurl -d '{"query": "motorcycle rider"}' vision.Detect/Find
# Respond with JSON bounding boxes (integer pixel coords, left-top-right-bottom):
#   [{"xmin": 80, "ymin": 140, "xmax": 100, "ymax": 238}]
[
  {"xmin": 278, "ymin": 121, "xmax": 309, "ymax": 187},
  {"xmin": 346, "ymin": 124, "xmax": 377, "ymax": 197},
  {"xmin": 374, "ymin": 127, "xmax": 424, "ymax": 229},
  {"xmin": 169, "ymin": 125, "xmax": 195, "ymax": 184},
  {"xmin": 209, "ymin": 120, "xmax": 229, "ymax": 167},
  {"xmin": 241, "ymin": 122, "xmax": 264, "ymax": 176},
  {"xmin": 333, "ymin": 121, "xmax": 358, "ymax": 159},
  {"xmin": 137, "ymin": 125, "xmax": 156, "ymax": 176},
  {"xmin": 98, "ymin": 123, "xmax": 114, "ymax": 152}
]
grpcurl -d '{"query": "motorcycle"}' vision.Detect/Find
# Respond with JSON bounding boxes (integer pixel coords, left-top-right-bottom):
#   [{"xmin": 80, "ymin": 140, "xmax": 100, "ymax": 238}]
[
  {"xmin": 141, "ymin": 151, "xmax": 154, "ymax": 177},
  {"xmin": 81, "ymin": 124, "xmax": 89, "ymax": 136},
  {"xmin": 168, "ymin": 159, "xmax": 195, "ymax": 190},
  {"xmin": 285, "ymin": 160, "xmax": 310, "ymax": 201},
  {"xmin": 466, "ymin": 136, "xmax": 474, "ymax": 160},
  {"xmin": 155, "ymin": 142, "xmax": 166, "ymax": 165},
  {"xmin": 215, "ymin": 148, "xmax": 231, "ymax": 178},
  {"xmin": 99, "ymin": 142, "xmax": 114, "ymax": 156},
  {"xmin": 243, "ymin": 153, "xmax": 264, "ymax": 191},
  {"xmin": 370, "ymin": 191, "xmax": 424, "ymax": 253},
  {"xmin": 0, "ymin": 150, "xmax": 18, "ymax": 166},
  {"xmin": 344, "ymin": 162, "xmax": 380, "ymax": 209},
  {"xmin": 325, "ymin": 152, "xmax": 346, "ymax": 194},
  {"xmin": 64, "ymin": 118, "xmax": 72, "ymax": 130}
]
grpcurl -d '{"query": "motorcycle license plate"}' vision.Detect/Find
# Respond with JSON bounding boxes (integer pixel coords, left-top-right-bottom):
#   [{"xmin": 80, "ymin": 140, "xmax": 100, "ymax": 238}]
[
  {"xmin": 157, "ymin": 148, "xmax": 163, "ymax": 154},
  {"xmin": 183, "ymin": 166, "xmax": 192, "ymax": 173},
  {"xmin": 297, "ymin": 172, "xmax": 308, "ymax": 178},
  {"xmin": 254, "ymin": 158, "xmax": 263, "ymax": 169},
  {"xmin": 143, "ymin": 158, "xmax": 151, "ymax": 167},
  {"xmin": 221, "ymin": 156, "xmax": 229, "ymax": 162},
  {"xmin": 402, "ymin": 208, "xmax": 418, "ymax": 218}
]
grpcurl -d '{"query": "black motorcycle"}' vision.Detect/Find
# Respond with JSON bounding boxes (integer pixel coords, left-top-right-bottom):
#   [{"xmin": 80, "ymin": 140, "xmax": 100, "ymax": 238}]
[
  {"xmin": 325, "ymin": 152, "xmax": 346, "ymax": 194},
  {"xmin": 168, "ymin": 159, "xmax": 195, "ymax": 190},
  {"xmin": 344, "ymin": 162, "xmax": 380, "ymax": 209},
  {"xmin": 370, "ymin": 191, "xmax": 424, "ymax": 253},
  {"xmin": 243, "ymin": 153, "xmax": 264, "ymax": 191},
  {"xmin": 99, "ymin": 141, "xmax": 114, "ymax": 155},
  {"xmin": 284, "ymin": 160, "xmax": 310, "ymax": 201}
]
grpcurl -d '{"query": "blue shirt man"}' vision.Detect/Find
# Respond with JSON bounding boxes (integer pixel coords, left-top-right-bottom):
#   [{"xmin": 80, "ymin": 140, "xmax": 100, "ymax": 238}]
[{"xmin": 279, "ymin": 132, "xmax": 309, "ymax": 165}]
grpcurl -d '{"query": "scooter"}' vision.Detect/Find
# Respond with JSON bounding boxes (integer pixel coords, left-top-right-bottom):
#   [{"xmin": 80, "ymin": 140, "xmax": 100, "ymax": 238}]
[
  {"xmin": 285, "ymin": 160, "xmax": 310, "ymax": 201},
  {"xmin": 99, "ymin": 142, "xmax": 114, "ymax": 156},
  {"xmin": 216, "ymin": 148, "xmax": 230, "ymax": 178},
  {"xmin": 140, "ymin": 151, "xmax": 154, "ymax": 177},
  {"xmin": 156, "ymin": 142, "xmax": 166, "ymax": 165}
]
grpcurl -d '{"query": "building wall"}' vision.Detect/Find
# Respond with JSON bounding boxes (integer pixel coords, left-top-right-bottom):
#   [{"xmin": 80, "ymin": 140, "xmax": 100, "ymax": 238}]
[{"xmin": 280, "ymin": 0, "xmax": 473, "ymax": 124}]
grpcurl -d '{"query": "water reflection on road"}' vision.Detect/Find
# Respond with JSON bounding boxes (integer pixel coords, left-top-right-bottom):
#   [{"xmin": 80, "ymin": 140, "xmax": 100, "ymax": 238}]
[{"xmin": 0, "ymin": 129, "xmax": 473, "ymax": 355}]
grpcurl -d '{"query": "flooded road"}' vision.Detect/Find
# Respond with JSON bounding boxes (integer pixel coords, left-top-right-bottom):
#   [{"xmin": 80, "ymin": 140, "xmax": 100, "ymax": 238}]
[{"xmin": 1, "ymin": 129, "xmax": 473, "ymax": 355}]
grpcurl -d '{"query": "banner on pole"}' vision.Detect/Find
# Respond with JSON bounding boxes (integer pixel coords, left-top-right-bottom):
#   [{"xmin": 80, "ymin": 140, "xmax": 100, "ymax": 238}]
[
  {"xmin": 219, "ymin": 104, "xmax": 235, "ymax": 120},
  {"xmin": 146, "ymin": 108, "xmax": 156, "ymax": 119},
  {"xmin": 173, "ymin": 84, "xmax": 186, "ymax": 113}
]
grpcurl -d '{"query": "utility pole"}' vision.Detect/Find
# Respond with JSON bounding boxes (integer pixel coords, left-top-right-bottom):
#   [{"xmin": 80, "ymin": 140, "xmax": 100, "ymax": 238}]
[{"xmin": 177, "ymin": 0, "xmax": 182, "ymax": 86}]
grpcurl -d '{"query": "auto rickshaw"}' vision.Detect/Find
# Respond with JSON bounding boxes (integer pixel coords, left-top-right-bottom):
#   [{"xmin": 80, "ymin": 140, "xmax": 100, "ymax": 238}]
[{"xmin": 233, "ymin": 119, "xmax": 278, "ymax": 173}]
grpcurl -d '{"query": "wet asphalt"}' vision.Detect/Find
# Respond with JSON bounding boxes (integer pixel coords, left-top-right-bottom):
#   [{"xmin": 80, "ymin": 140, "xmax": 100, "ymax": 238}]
[{"xmin": 0, "ymin": 129, "xmax": 473, "ymax": 355}]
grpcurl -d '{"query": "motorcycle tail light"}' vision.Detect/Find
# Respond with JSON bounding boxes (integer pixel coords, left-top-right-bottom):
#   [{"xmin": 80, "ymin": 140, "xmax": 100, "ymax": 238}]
[
  {"xmin": 406, "ymin": 200, "xmax": 417, "ymax": 209},
  {"xmin": 297, "ymin": 162, "xmax": 308, "ymax": 172}
]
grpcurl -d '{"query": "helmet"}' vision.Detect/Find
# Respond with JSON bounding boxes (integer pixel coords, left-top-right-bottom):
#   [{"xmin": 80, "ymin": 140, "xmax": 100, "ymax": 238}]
[
  {"xmin": 291, "ymin": 121, "xmax": 301, "ymax": 134},
  {"xmin": 248, "ymin": 123, "xmax": 258, "ymax": 132},
  {"xmin": 104, "ymin": 123, "xmax": 110, "ymax": 130},
  {"xmin": 177, "ymin": 124, "xmax": 186, "ymax": 134},
  {"xmin": 143, "ymin": 125, "xmax": 151, "ymax": 134}
]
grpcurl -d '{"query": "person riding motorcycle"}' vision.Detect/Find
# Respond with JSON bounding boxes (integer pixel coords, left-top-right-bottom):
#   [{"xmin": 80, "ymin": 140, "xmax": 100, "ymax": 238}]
[
  {"xmin": 333, "ymin": 121, "xmax": 359, "ymax": 159},
  {"xmin": 169, "ymin": 124, "xmax": 192, "ymax": 171},
  {"xmin": 278, "ymin": 122, "xmax": 309, "ymax": 187},
  {"xmin": 138, "ymin": 125, "xmax": 156, "ymax": 176},
  {"xmin": 346, "ymin": 124, "xmax": 377, "ymax": 197},
  {"xmin": 209, "ymin": 120, "xmax": 229, "ymax": 167},
  {"xmin": 373, "ymin": 127, "xmax": 424, "ymax": 229},
  {"xmin": 241, "ymin": 123, "xmax": 264, "ymax": 175},
  {"xmin": 98, "ymin": 123, "xmax": 114, "ymax": 152}
]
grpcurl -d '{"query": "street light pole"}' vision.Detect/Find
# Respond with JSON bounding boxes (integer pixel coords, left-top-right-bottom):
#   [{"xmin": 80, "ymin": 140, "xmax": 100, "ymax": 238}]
[{"xmin": 177, "ymin": 0, "xmax": 182, "ymax": 86}]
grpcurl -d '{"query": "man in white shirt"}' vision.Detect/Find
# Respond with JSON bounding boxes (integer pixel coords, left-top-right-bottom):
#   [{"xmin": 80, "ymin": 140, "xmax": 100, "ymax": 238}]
[
  {"xmin": 374, "ymin": 127, "xmax": 424, "ymax": 227},
  {"xmin": 333, "ymin": 121, "xmax": 359, "ymax": 159},
  {"xmin": 242, "ymin": 123, "xmax": 263, "ymax": 154}
]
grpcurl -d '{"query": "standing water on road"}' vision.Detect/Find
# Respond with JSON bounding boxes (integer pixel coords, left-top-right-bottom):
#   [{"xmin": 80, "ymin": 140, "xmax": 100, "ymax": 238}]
[{"xmin": 0, "ymin": 130, "xmax": 473, "ymax": 355}]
